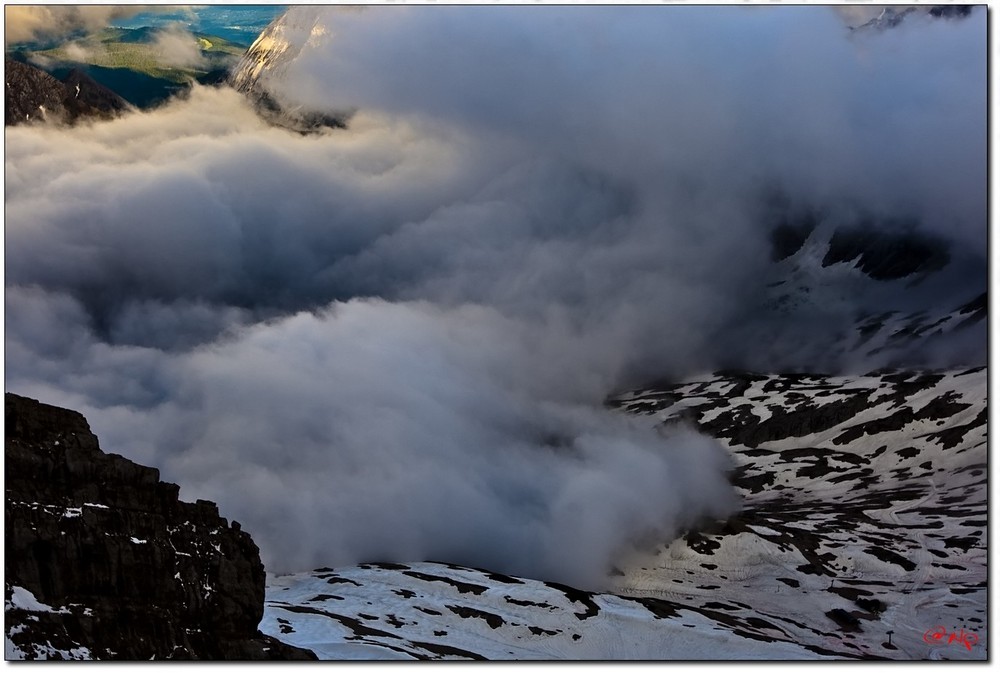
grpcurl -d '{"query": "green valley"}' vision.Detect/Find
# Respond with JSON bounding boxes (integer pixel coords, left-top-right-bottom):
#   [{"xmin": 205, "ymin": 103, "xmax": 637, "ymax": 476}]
[{"xmin": 8, "ymin": 26, "xmax": 248, "ymax": 107}]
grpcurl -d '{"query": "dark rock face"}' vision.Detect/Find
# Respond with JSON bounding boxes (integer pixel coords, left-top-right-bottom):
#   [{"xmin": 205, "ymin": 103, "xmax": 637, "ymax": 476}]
[
  {"xmin": 241, "ymin": 87, "xmax": 349, "ymax": 134},
  {"xmin": 762, "ymin": 198, "xmax": 952, "ymax": 282},
  {"xmin": 4, "ymin": 392, "xmax": 316, "ymax": 660},
  {"xmin": 768, "ymin": 211, "xmax": 819, "ymax": 262},
  {"xmin": 5, "ymin": 59, "xmax": 129, "ymax": 126},
  {"xmin": 5, "ymin": 58, "xmax": 66, "ymax": 124},
  {"xmin": 928, "ymin": 5, "xmax": 973, "ymax": 19},
  {"xmin": 60, "ymin": 68, "xmax": 130, "ymax": 120},
  {"xmin": 821, "ymin": 223, "xmax": 949, "ymax": 281}
]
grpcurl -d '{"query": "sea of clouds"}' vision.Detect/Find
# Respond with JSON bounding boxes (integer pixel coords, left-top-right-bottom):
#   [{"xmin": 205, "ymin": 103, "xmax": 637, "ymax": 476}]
[{"xmin": 4, "ymin": 6, "xmax": 985, "ymax": 587}]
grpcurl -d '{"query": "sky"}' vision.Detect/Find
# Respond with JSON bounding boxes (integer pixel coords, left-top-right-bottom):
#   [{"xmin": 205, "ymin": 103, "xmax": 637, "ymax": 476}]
[{"xmin": 3, "ymin": 5, "xmax": 988, "ymax": 587}]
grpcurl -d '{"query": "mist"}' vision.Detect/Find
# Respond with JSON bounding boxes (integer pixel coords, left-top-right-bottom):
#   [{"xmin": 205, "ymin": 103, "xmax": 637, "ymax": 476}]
[
  {"xmin": 4, "ymin": 6, "xmax": 986, "ymax": 586},
  {"xmin": 149, "ymin": 24, "xmax": 208, "ymax": 70},
  {"xmin": 4, "ymin": 6, "xmax": 162, "ymax": 44}
]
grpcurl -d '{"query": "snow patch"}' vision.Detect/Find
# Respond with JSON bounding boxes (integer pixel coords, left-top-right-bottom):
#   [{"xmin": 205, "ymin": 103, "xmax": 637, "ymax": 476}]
[{"xmin": 6, "ymin": 586, "xmax": 70, "ymax": 614}]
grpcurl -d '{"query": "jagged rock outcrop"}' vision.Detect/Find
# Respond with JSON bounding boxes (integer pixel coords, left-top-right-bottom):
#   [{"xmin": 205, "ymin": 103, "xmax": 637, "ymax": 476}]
[
  {"xmin": 5, "ymin": 58, "xmax": 66, "ymax": 125},
  {"xmin": 764, "ymin": 206, "xmax": 950, "ymax": 282},
  {"xmin": 820, "ymin": 224, "xmax": 949, "ymax": 281},
  {"xmin": 4, "ymin": 392, "xmax": 316, "ymax": 660},
  {"xmin": 5, "ymin": 59, "xmax": 129, "ymax": 126},
  {"xmin": 60, "ymin": 68, "xmax": 130, "ymax": 120}
]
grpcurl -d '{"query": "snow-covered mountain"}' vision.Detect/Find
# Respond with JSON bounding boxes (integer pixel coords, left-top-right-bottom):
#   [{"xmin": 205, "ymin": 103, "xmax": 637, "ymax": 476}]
[
  {"xmin": 229, "ymin": 7, "xmax": 348, "ymax": 132},
  {"xmin": 228, "ymin": 8, "xmax": 318, "ymax": 97},
  {"xmin": 260, "ymin": 368, "xmax": 986, "ymax": 660}
]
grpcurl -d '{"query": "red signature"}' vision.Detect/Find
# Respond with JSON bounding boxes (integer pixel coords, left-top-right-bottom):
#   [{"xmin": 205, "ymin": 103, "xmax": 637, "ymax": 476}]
[{"xmin": 923, "ymin": 626, "xmax": 978, "ymax": 651}]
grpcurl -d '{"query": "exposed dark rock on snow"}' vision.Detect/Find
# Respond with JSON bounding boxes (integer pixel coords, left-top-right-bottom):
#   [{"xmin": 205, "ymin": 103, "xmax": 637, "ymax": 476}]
[
  {"xmin": 4, "ymin": 393, "xmax": 316, "ymax": 660},
  {"xmin": 764, "ymin": 209, "xmax": 950, "ymax": 282},
  {"xmin": 928, "ymin": 5, "xmax": 973, "ymax": 19},
  {"xmin": 821, "ymin": 224, "xmax": 949, "ymax": 281},
  {"xmin": 769, "ymin": 215, "xmax": 818, "ymax": 261},
  {"xmin": 847, "ymin": 5, "xmax": 976, "ymax": 32},
  {"xmin": 5, "ymin": 59, "xmax": 129, "ymax": 126},
  {"xmin": 606, "ymin": 368, "xmax": 985, "ymax": 659},
  {"xmin": 955, "ymin": 292, "xmax": 987, "ymax": 326}
]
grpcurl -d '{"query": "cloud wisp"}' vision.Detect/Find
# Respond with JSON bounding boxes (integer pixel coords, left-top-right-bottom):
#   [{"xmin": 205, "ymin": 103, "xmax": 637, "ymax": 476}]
[{"xmin": 149, "ymin": 24, "xmax": 208, "ymax": 70}]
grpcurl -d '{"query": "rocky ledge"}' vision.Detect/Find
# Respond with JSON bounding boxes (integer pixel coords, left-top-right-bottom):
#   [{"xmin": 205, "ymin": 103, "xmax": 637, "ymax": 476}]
[{"xmin": 4, "ymin": 392, "xmax": 316, "ymax": 660}]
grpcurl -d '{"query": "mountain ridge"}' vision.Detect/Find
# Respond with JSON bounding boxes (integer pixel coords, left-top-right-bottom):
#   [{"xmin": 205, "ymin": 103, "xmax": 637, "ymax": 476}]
[{"xmin": 5, "ymin": 57, "xmax": 130, "ymax": 125}]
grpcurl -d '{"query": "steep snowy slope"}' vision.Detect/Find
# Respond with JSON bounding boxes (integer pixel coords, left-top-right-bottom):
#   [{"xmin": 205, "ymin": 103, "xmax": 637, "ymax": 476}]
[
  {"xmin": 229, "ymin": 7, "xmax": 320, "ymax": 98},
  {"xmin": 261, "ymin": 368, "xmax": 986, "ymax": 660}
]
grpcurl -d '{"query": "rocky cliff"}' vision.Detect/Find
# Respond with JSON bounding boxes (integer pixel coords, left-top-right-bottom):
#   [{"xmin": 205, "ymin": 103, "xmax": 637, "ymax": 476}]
[{"xmin": 4, "ymin": 392, "xmax": 316, "ymax": 660}]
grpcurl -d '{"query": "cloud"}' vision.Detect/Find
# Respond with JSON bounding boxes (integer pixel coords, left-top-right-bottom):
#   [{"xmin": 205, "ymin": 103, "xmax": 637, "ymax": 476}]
[
  {"xmin": 61, "ymin": 40, "xmax": 99, "ymax": 62},
  {"xmin": 4, "ymin": 6, "xmax": 986, "ymax": 585},
  {"xmin": 6, "ymin": 286, "xmax": 740, "ymax": 588},
  {"xmin": 150, "ymin": 24, "xmax": 208, "ymax": 70},
  {"xmin": 162, "ymin": 300, "xmax": 739, "ymax": 587},
  {"xmin": 259, "ymin": 6, "xmax": 985, "ymax": 248},
  {"xmin": 5, "ymin": 6, "xmax": 158, "ymax": 45}
]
